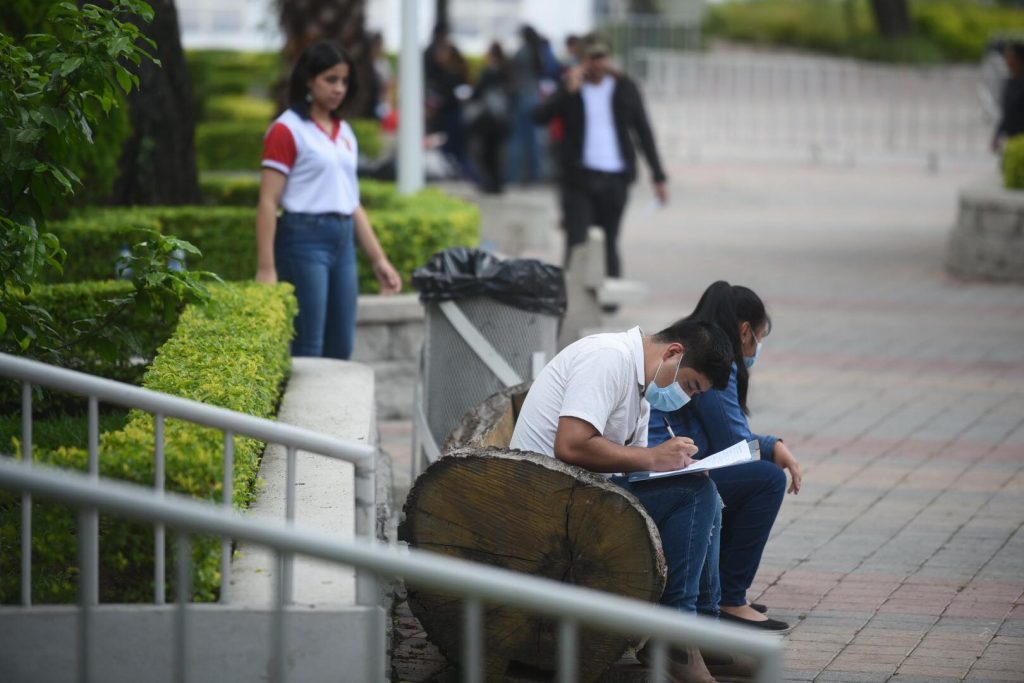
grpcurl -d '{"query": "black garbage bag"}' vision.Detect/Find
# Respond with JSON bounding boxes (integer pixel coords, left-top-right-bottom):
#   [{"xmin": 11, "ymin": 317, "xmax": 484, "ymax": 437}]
[{"xmin": 412, "ymin": 248, "xmax": 566, "ymax": 317}]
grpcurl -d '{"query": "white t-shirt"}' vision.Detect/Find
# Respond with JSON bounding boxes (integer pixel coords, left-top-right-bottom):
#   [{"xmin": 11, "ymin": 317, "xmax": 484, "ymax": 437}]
[
  {"xmin": 581, "ymin": 76, "xmax": 625, "ymax": 173},
  {"xmin": 261, "ymin": 108, "xmax": 360, "ymax": 215},
  {"xmin": 510, "ymin": 326, "xmax": 649, "ymax": 470}
]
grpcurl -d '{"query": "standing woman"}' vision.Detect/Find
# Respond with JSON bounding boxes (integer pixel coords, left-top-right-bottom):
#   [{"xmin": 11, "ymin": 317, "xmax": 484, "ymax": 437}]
[
  {"xmin": 256, "ymin": 41, "xmax": 401, "ymax": 358},
  {"xmin": 648, "ymin": 281, "xmax": 803, "ymax": 632}
]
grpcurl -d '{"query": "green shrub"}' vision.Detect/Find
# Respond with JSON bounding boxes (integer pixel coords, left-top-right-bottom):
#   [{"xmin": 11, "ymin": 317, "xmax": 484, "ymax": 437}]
[
  {"xmin": 200, "ymin": 174, "xmax": 401, "ymax": 210},
  {"xmin": 703, "ymin": 0, "xmax": 1024, "ymax": 63},
  {"xmin": 704, "ymin": 0, "xmax": 872, "ymax": 54},
  {"xmin": 0, "ymin": 281, "xmax": 297, "ymax": 603},
  {"xmin": 913, "ymin": 3, "xmax": 1024, "ymax": 62},
  {"xmin": 1004, "ymin": 135, "xmax": 1024, "ymax": 190},
  {"xmin": 349, "ymin": 117, "xmax": 384, "ymax": 159},
  {"xmin": 196, "ymin": 117, "xmax": 385, "ymax": 172},
  {"xmin": 186, "ymin": 50, "xmax": 280, "ymax": 120},
  {"xmin": 49, "ymin": 207, "xmax": 254, "ymax": 283},
  {"xmin": 199, "ymin": 173, "xmax": 264, "ymax": 207},
  {"xmin": 42, "ymin": 213, "xmax": 162, "ymax": 284},
  {"xmin": 362, "ymin": 187, "xmax": 480, "ymax": 293},
  {"xmin": 204, "ymin": 94, "xmax": 275, "ymax": 123},
  {"xmin": 52, "ymin": 185, "xmax": 481, "ymax": 292},
  {"xmin": 8, "ymin": 280, "xmax": 171, "ymax": 387},
  {"xmin": 195, "ymin": 119, "xmax": 266, "ymax": 172}
]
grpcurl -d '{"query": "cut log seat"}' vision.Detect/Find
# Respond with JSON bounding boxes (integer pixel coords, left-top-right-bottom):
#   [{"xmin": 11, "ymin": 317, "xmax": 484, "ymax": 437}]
[{"xmin": 400, "ymin": 384, "xmax": 666, "ymax": 682}]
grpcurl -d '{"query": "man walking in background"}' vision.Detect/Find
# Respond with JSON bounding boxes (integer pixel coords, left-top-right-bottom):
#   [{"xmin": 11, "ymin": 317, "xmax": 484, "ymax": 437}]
[{"xmin": 534, "ymin": 31, "xmax": 668, "ymax": 294}]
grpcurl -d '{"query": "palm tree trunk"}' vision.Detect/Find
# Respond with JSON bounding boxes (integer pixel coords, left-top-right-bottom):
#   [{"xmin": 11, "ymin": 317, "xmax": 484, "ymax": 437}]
[{"xmin": 275, "ymin": 0, "xmax": 375, "ymax": 118}]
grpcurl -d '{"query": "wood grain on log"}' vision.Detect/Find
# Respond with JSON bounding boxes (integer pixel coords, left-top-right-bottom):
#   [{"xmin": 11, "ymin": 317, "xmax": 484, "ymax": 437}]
[{"xmin": 400, "ymin": 446, "xmax": 666, "ymax": 682}]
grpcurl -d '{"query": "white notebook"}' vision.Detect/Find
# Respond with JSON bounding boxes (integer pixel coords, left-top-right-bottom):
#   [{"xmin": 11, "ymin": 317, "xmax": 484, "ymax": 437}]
[{"xmin": 627, "ymin": 439, "xmax": 755, "ymax": 482}]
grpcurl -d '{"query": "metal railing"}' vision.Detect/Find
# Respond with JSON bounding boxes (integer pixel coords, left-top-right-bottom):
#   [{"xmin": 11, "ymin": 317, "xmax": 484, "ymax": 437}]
[
  {"xmin": 634, "ymin": 50, "xmax": 995, "ymax": 166},
  {"xmin": 0, "ymin": 457, "xmax": 785, "ymax": 682},
  {"xmin": 0, "ymin": 352, "xmax": 377, "ymax": 608}
]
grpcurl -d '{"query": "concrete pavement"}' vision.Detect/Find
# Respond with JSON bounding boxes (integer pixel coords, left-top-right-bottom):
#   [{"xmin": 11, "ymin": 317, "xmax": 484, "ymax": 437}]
[{"xmin": 385, "ymin": 157, "xmax": 1024, "ymax": 682}]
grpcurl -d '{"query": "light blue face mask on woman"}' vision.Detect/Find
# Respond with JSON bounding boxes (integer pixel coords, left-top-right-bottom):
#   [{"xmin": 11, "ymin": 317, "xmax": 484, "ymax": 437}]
[
  {"xmin": 744, "ymin": 329, "xmax": 763, "ymax": 369},
  {"xmin": 645, "ymin": 355, "xmax": 690, "ymax": 412}
]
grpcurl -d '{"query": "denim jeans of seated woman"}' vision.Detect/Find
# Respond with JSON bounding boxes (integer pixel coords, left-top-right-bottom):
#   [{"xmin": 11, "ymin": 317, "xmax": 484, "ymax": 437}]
[
  {"xmin": 612, "ymin": 473, "xmax": 719, "ymax": 615},
  {"xmin": 274, "ymin": 211, "xmax": 358, "ymax": 359},
  {"xmin": 707, "ymin": 460, "xmax": 786, "ymax": 607}
]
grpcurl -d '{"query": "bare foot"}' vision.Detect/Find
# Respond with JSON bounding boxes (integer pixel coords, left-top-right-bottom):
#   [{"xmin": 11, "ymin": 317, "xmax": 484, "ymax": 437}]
[{"xmin": 720, "ymin": 603, "xmax": 767, "ymax": 622}]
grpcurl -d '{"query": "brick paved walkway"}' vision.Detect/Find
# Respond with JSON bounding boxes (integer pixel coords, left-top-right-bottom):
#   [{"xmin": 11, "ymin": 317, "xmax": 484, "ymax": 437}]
[{"xmin": 383, "ymin": 159, "xmax": 1024, "ymax": 682}]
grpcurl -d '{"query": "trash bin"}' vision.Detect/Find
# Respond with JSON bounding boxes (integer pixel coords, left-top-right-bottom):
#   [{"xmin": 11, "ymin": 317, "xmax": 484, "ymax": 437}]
[{"xmin": 411, "ymin": 248, "xmax": 566, "ymax": 474}]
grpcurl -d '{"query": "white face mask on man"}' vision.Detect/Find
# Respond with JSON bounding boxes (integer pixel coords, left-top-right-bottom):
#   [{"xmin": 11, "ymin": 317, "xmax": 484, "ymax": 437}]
[{"xmin": 645, "ymin": 354, "xmax": 690, "ymax": 412}]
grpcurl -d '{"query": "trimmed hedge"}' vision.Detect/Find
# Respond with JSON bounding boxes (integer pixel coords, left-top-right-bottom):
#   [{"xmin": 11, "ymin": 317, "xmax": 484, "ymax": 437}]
[
  {"xmin": 187, "ymin": 50, "xmax": 279, "ymax": 115},
  {"xmin": 196, "ymin": 117, "xmax": 384, "ymax": 172},
  {"xmin": 0, "ymin": 281, "xmax": 297, "ymax": 603},
  {"xmin": 6, "ymin": 280, "xmax": 169, "ymax": 385},
  {"xmin": 1005, "ymin": 135, "xmax": 1024, "ymax": 190},
  {"xmin": 703, "ymin": 0, "xmax": 1024, "ymax": 63},
  {"xmin": 49, "ymin": 182, "xmax": 480, "ymax": 293},
  {"xmin": 204, "ymin": 94, "xmax": 275, "ymax": 123}
]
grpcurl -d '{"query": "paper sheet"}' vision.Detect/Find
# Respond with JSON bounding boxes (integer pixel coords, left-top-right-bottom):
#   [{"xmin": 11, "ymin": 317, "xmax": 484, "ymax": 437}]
[{"xmin": 627, "ymin": 440, "xmax": 753, "ymax": 482}]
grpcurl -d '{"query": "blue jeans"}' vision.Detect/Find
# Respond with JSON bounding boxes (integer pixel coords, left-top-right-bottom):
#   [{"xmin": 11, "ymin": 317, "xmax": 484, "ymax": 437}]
[
  {"xmin": 506, "ymin": 92, "xmax": 541, "ymax": 183},
  {"xmin": 614, "ymin": 474, "xmax": 719, "ymax": 615},
  {"xmin": 708, "ymin": 460, "xmax": 786, "ymax": 606},
  {"xmin": 274, "ymin": 211, "xmax": 358, "ymax": 359}
]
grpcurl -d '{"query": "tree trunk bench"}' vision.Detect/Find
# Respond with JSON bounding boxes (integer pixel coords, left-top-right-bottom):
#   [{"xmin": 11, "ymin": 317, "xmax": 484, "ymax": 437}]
[{"xmin": 399, "ymin": 383, "xmax": 666, "ymax": 682}]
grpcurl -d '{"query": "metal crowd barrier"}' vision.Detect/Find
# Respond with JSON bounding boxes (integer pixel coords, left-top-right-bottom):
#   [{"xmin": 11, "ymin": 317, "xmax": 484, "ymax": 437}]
[{"xmin": 0, "ymin": 458, "xmax": 784, "ymax": 682}]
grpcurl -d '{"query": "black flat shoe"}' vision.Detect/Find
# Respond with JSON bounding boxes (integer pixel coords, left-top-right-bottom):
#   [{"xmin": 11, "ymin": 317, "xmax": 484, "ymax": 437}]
[
  {"xmin": 719, "ymin": 610, "xmax": 792, "ymax": 633},
  {"xmin": 749, "ymin": 602, "xmax": 767, "ymax": 614}
]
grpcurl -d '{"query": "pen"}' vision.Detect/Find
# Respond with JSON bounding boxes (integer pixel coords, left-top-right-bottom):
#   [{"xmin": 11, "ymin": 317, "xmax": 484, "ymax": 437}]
[{"xmin": 666, "ymin": 425, "xmax": 676, "ymax": 439}]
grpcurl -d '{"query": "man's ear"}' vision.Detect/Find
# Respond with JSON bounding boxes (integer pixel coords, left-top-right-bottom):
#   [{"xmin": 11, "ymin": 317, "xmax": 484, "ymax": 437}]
[{"xmin": 664, "ymin": 342, "xmax": 684, "ymax": 361}]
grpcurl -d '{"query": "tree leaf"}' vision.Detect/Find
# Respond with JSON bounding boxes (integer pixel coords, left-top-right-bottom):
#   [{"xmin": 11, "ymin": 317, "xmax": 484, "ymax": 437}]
[{"xmin": 59, "ymin": 56, "xmax": 83, "ymax": 77}]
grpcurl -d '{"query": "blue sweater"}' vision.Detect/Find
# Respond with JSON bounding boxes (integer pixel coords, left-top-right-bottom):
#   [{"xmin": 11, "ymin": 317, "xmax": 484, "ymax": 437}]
[{"xmin": 648, "ymin": 364, "xmax": 778, "ymax": 462}]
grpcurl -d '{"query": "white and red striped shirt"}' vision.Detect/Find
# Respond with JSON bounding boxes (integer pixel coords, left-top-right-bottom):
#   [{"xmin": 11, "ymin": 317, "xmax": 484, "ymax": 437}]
[{"xmin": 262, "ymin": 108, "xmax": 360, "ymax": 215}]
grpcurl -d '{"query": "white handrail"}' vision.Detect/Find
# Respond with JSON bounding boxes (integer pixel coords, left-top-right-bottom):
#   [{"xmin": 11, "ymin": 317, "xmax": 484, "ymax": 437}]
[
  {"xmin": 0, "ymin": 458, "xmax": 785, "ymax": 682},
  {"xmin": 0, "ymin": 352, "xmax": 378, "ymax": 608},
  {"xmin": 0, "ymin": 354, "xmax": 375, "ymax": 464}
]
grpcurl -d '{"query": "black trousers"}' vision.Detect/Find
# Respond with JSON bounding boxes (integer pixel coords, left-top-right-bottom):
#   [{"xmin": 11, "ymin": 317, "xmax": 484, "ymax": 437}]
[{"xmin": 562, "ymin": 169, "xmax": 630, "ymax": 278}]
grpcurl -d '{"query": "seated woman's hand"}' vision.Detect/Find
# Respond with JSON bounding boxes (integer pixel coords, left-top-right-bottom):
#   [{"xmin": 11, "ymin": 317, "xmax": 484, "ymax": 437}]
[{"xmin": 774, "ymin": 441, "xmax": 802, "ymax": 494}]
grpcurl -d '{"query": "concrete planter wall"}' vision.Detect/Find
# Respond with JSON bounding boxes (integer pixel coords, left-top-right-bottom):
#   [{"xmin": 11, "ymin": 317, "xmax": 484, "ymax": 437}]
[
  {"xmin": 353, "ymin": 293, "xmax": 423, "ymax": 420},
  {"xmin": 947, "ymin": 177, "xmax": 1024, "ymax": 281}
]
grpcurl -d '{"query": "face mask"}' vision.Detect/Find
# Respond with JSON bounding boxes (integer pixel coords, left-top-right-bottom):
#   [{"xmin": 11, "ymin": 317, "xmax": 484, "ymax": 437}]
[
  {"xmin": 744, "ymin": 328, "xmax": 763, "ymax": 369},
  {"xmin": 645, "ymin": 354, "xmax": 690, "ymax": 412}
]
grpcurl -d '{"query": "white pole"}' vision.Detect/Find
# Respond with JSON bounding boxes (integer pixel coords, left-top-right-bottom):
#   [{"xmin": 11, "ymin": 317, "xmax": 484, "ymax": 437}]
[{"xmin": 397, "ymin": 0, "xmax": 424, "ymax": 195}]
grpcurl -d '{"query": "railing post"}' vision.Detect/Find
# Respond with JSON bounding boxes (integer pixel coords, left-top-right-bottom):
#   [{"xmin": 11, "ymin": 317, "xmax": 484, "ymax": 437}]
[
  {"xmin": 220, "ymin": 430, "xmax": 234, "ymax": 604},
  {"xmin": 21, "ymin": 381, "xmax": 32, "ymax": 607},
  {"xmin": 154, "ymin": 413, "xmax": 166, "ymax": 604},
  {"xmin": 283, "ymin": 446, "xmax": 296, "ymax": 605},
  {"xmin": 174, "ymin": 531, "xmax": 192, "ymax": 683},
  {"xmin": 355, "ymin": 457, "xmax": 377, "ymax": 607},
  {"xmin": 557, "ymin": 618, "xmax": 578, "ymax": 683},
  {"xmin": 462, "ymin": 597, "xmax": 484, "ymax": 683},
  {"xmin": 272, "ymin": 550, "xmax": 288, "ymax": 683},
  {"xmin": 86, "ymin": 397, "xmax": 100, "ymax": 604},
  {"xmin": 77, "ymin": 508, "xmax": 98, "ymax": 683}
]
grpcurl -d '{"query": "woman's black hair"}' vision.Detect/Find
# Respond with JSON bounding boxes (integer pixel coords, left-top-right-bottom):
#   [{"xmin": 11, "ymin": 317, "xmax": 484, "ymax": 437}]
[
  {"xmin": 288, "ymin": 41, "xmax": 358, "ymax": 120},
  {"xmin": 684, "ymin": 281, "xmax": 771, "ymax": 414}
]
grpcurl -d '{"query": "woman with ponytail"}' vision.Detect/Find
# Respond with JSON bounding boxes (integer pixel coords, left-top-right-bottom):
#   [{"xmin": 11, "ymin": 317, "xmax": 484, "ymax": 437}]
[{"xmin": 648, "ymin": 280, "xmax": 802, "ymax": 633}]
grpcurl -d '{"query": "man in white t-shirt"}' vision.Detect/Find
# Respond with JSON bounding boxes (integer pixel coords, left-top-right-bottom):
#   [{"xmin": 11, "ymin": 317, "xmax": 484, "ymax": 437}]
[{"xmin": 510, "ymin": 319, "xmax": 733, "ymax": 682}]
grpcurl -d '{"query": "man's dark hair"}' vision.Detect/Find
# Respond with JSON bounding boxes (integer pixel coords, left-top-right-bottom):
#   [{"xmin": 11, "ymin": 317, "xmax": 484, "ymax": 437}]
[
  {"xmin": 288, "ymin": 41, "xmax": 358, "ymax": 120},
  {"xmin": 652, "ymin": 319, "xmax": 733, "ymax": 390}
]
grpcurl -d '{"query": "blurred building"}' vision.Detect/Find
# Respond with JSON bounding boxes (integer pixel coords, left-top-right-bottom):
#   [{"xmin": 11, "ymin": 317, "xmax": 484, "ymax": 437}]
[
  {"xmin": 176, "ymin": 0, "xmax": 705, "ymax": 58},
  {"xmin": 176, "ymin": 0, "xmax": 282, "ymax": 51}
]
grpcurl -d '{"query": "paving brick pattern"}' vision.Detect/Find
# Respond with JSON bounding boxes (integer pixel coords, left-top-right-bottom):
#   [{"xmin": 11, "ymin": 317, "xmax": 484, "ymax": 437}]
[{"xmin": 385, "ymin": 160, "xmax": 1024, "ymax": 682}]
